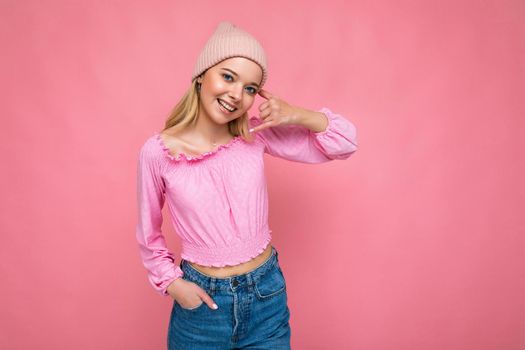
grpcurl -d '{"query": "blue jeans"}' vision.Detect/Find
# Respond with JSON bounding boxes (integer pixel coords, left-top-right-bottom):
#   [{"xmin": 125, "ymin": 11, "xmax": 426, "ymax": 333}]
[{"xmin": 167, "ymin": 245, "xmax": 292, "ymax": 349}]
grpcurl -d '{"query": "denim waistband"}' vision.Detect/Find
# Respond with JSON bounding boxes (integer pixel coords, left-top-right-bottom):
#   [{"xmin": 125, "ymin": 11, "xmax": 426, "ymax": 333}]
[{"xmin": 179, "ymin": 245, "xmax": 279, "ymax": 292}]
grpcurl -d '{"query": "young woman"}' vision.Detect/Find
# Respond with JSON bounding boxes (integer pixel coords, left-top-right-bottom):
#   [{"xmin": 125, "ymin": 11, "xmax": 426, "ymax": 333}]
[{"xmin": 135, "ymin": 21, "xmax": 358, "ymax": 349}]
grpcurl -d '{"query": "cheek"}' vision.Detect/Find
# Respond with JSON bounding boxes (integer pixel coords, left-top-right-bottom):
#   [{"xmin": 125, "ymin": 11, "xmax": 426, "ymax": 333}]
[
  {"xmin": 207, "ymin": 80, "xmax": 227, "ymax": 93},
  {"xmin": 244, "ymin": 96, "xmax": 256, "ymax": 107}
]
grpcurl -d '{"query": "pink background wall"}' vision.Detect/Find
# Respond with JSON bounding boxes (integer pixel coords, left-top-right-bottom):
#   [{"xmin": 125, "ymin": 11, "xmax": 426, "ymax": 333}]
[{"xmin": 1, "ymin": 0, "xmax": 523, "ymax": 349}]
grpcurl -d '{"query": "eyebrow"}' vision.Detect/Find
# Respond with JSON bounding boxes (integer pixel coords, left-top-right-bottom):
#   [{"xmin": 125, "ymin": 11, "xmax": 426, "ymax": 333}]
[{"xmin": 220, "ymin": 68, "xmax": 260, "ymax": 88}]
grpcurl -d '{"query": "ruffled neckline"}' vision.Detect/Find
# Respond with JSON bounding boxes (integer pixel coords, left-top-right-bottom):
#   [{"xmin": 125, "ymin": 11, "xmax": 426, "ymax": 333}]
[{"xmin": 155, "ymin": 132, "xmax": 242, "ymax": 162}]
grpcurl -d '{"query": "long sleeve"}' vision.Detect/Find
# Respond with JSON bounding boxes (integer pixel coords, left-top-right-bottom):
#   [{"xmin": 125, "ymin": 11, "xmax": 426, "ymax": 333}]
[
  {"xmin": 249, "ymin": 107, "xmax": 358, "ymax": 163},
  {"xmin": 135, "ymin": 140, "xmax": 183, "ymax": 297}
]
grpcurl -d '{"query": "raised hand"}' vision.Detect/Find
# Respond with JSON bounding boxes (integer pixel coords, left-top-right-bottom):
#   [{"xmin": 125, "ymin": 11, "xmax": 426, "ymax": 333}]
[{"xmin": 249, "ymin": 89, "xmax": 299, "ymax": 133}]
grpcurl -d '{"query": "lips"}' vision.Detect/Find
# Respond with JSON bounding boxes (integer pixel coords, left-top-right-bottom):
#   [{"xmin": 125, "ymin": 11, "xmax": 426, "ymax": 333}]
[{"xmin": 217, "ymin": 99, "xmax": 237, "ymax": 112}]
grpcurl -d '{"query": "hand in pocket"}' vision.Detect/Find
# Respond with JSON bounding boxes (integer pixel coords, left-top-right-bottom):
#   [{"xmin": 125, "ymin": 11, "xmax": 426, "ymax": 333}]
[{"xmin": 167, "ymin": 277, "xmax": 218, "ymax": 310}]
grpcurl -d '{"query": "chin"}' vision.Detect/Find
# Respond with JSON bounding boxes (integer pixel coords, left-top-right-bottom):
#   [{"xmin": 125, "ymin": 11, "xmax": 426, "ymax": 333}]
[{"xmin": 208, "ymin": 111, "xmax": 232, "ymax": 124}]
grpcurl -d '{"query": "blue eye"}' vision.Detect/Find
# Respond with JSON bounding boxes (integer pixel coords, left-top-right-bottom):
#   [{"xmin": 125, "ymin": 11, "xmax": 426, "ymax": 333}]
[{"xmin": 222, "ymin": 73, "xmax": 257, "ymax": 95}]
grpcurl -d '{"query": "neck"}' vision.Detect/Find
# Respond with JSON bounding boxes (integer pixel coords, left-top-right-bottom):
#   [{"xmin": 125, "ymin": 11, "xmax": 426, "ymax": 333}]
[{"xmin": 192, "ymin": 108, "xmax": 233, "ymax": 144}]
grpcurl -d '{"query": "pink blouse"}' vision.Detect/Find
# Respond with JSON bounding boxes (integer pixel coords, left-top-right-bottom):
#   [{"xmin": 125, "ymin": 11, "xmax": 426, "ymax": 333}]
[{"xmin": 135, "ymin": 107, "xmax": 358, "ymax": 296}]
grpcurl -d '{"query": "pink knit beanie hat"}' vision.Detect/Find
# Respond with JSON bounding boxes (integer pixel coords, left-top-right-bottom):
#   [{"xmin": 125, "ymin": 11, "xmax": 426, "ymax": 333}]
[{"xmin": 191, "ymin": 21, "xmax": 268, "ymax": 88}]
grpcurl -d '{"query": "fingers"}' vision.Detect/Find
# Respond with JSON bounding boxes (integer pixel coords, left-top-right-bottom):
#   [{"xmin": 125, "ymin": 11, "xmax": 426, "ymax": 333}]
[
  {"xmin": 171, "ymin": 280, "xmax": 218, "ymax": 310},
  {"xmin": 251, "ymin": 103, "xmax": 278, "ymax": 132},
  {"xmin": 198, "ymin": 289, "xmax": 219, "ymax": 310},
  {"xmin": 251, "ymin": 92, "xmax": 286, "ymax": 133},
  {"xmin": 259, "ymin": 105, "xmax": 272, "ymax": 119},
  {"xmin": 258, "ymin": 88, "xmax": 273, "ymax": 100},
  {"xmin": 249, "ymin": 119, "xmax": 274, "ymax": 134},
  {"xmin": 258, "ymin": 100, "xmax": 270, "ymax": 112}
]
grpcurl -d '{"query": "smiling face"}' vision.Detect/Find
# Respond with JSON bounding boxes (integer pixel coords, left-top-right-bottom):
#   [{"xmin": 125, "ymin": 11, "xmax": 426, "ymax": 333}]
[{"xmin": 196, "ymin": 56, "xmax": 263, "ymax": 125}]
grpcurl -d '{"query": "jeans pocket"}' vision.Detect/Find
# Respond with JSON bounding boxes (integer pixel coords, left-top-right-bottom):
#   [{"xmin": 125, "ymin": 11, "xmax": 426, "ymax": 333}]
[
  {"xmin": 254, "ymin": 263, "xmax": 287, "ymax": 300},
  {"xmin": 176, "ymin": 299, "xmax": 204, "ymax": 311},
  {"xmin": 176, "ymin": 274, "xmax": 206, "ymax": 311}
]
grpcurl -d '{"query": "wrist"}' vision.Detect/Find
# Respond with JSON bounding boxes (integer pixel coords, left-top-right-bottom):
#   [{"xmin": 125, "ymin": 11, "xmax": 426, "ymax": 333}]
[
  {"xmin": 289, "ymin": 105, "xmax": 308, "ymax": 125},
  {"xmin": 167, "ymin": 277, "xmax": 183, "ymax": 293},
  {"xmin": 291, "ymin": 106, "xmax": 328, "ymax": 132}
]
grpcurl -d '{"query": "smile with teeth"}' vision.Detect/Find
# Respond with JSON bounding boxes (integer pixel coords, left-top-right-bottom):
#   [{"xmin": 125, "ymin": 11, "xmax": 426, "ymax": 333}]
[{"xmin": 218, "ymin": 99, "xmax": 237, "ymax": 113}]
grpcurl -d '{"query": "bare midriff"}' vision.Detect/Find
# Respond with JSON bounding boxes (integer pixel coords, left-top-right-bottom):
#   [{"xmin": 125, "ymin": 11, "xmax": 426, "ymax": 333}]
[{"xmin": 188, "ymin": 243, "xmax": 273, "ymax": 278}]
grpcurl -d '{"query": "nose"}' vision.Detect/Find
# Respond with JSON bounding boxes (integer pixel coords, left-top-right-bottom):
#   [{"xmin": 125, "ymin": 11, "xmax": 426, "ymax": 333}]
[{"xmin": 228, "ymin": 83, "xmax": 243, "ymax": 102}]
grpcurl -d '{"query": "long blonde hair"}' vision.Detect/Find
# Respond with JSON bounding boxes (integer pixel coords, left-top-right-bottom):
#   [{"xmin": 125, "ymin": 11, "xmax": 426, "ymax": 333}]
[{"xmin": 161, "ymin": 75, "xmax": 255, "ymax": 143}]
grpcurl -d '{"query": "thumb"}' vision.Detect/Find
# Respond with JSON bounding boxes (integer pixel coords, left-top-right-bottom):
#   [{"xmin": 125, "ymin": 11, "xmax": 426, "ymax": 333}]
[{"xmin": 198, "ymin": 289, "xmax": 219, "ymax": 310}]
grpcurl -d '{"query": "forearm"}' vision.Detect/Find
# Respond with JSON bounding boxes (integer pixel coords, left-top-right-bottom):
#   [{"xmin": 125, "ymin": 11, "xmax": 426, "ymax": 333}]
[{"xmin": 290, "ymin": 106, "xmax": 329, "ymax": 133}]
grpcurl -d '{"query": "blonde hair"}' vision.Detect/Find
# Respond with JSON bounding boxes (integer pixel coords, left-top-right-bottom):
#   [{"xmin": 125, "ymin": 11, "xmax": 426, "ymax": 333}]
[{"xmin": 161, "ymin": 75, "xmax": 255, "ymax": 143}]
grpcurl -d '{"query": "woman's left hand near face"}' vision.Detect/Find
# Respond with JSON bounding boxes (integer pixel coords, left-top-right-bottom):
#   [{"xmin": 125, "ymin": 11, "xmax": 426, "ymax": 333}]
[{"xmin": 249, "ymin": 89, "xmax": 299, "ymax": 133}]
